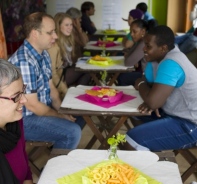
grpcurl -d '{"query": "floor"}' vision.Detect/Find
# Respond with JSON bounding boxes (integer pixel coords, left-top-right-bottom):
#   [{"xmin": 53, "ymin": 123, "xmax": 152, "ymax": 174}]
[{"xmin": 30, "ymin": 118, "xmax": 197, "ymax": 184}]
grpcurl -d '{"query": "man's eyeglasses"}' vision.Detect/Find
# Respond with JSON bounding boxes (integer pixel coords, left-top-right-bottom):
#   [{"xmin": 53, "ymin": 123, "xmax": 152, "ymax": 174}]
[
  {"xmin": 0, "ymin": 84, "xmax": 27, "ymax": 103},
  {"xmin": 36, "ymin": 29, "xmax": 56, "ymax": 36}
]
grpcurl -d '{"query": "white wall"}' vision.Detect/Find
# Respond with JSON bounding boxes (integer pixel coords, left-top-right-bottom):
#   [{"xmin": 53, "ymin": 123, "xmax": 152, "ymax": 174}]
[{"xmin": 46, "ymin": 0, "xmax": 148, "ymax": 30}]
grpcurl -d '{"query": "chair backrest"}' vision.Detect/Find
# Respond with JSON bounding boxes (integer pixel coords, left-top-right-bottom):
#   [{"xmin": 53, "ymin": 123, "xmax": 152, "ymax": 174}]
[{"xmin": 26, "ymin": 141, "xmax": 53, "ymax": 177}]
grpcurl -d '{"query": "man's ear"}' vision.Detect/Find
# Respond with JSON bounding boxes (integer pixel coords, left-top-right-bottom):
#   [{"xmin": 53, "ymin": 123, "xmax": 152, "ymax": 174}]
[
  {"xmin": 31, "ymin": 29, "xmax": 39, "ymax": 39},
  {"xmin": 160, "ymin": 44, "xmax": 168, "ymax": 53}
]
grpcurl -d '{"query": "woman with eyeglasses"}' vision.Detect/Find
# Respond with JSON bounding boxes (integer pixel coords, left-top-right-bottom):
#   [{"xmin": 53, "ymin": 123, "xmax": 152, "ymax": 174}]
[{"xmin": 0, "ymin": 60, "xmax": 33, "ymax": 184}]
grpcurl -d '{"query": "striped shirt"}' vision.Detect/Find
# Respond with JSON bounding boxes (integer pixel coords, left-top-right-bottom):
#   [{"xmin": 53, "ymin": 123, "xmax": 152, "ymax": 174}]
[{"xmin": 8, "ymin": 39, "xmax": 52, "ymax": 116}]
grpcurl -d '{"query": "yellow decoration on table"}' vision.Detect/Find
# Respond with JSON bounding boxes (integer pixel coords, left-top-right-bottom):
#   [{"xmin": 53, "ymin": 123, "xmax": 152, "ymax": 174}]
[
  {"xmin": 103, "ymin": 29, "xmax": 117, "ymax": 34},
  {"xmin": 88, "ymin": 55, "xmax": 112, "ymax": 66},
  {"xmin": 57, "ymin": 159, "xmax": 162, "ymax": 184}
]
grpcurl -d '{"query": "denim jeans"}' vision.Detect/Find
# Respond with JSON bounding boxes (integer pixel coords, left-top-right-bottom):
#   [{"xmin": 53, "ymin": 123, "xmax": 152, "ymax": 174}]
[
  {"xmin": 175, "ymin": 33, "xmax": 197, "ymax": 54},
  {"xmin": 127, "ymin": 111, "xmax": 197, "ymax": 151},
  {"xmin": 175, "ymin": 34, "xmax": 190, "ymax": 45},
  {"xmin": 23, "ymin": 115, "xmax": 85, "ymax": 149}
]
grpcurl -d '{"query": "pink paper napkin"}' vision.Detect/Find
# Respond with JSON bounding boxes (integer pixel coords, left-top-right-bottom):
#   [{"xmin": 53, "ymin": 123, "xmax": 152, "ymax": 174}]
[
  {"xmin": 91, "ymin": 42, "xmax": 120, "ymax": 48},
  {"xmin": 76, "ymin": 93, "xmax": 136, "ymax": 108}
]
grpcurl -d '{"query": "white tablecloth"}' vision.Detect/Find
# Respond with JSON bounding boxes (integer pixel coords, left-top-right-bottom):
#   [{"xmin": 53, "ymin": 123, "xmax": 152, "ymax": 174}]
[
  {"xmin": 37, "ymin": 149, "xmax": 182, "ymax": 184},
  {"xmin": 60, "ymin": 85, "xmax": 143, "ymax": 112},
  {"xmin": 76, "ymin": 56, "xmax": 133, "ymax": 70},
  {"xmin": 84, "ymin": 41, "xmax": 124, "ymax": 51}
]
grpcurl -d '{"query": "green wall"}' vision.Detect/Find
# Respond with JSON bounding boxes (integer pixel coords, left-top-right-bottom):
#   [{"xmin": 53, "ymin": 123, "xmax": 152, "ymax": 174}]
[{"xmin": 148, "ymin": 0, "xmax": 168, "ymax": 25}]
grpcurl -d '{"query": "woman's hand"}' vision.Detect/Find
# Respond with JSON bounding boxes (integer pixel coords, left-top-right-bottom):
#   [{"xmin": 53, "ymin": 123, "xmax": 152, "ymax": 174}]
[
  {"xmin": 73, "ymin": 19, "xmax": 82, "ymax": 32},
  {"xmin": 134, "ymin": 63, "xmax": 139, "ymax": 69}
]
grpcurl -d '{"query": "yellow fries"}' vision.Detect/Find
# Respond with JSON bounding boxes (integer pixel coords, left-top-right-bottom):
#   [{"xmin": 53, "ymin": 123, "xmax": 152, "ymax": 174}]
[{"xmin": 87, "ymin": 163, "xmax": 140, "ymax": 184}]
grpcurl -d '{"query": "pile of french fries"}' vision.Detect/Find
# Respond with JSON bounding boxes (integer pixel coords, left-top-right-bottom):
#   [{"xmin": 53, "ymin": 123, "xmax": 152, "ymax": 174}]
[{"xmin": 86, "ymin": 162, "xmax": 141, "ymax": 184}]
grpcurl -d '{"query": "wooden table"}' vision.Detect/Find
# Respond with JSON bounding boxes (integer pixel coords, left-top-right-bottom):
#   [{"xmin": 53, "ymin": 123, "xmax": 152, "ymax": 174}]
[
  {"xmin": 59, "ymin": 85, "xmax": 147, "ymax": 149},
  {"xmin": 83, "ymin": 41, "xmax": 124, "ymax": 56},
  {"xmin": 75, "ymin": 56, "xmax": 134, "ymax": 86},
  {"xmin": 37, "ymin": 149, "xmax": 182, "ymax": 184}
]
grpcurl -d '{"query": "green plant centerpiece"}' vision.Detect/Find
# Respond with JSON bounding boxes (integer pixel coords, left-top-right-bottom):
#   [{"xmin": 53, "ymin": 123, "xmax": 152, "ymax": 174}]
[
  {"xmin": 107, "ymin": 133, "xmax": 126, "ymax": 160},
  {"xmin": 100, "ymin": 70, "xmax": 107, "ymax": 86}
]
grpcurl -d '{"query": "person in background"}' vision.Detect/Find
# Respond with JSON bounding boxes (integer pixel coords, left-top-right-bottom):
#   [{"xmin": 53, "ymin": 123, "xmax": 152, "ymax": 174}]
[
  {"xmin": 136, "ymin": 2, "xmax": 157, "ymax": 27},
  {"xmin": 175, "ymin": 27, "xmax": 197, "ymax": 54},
  {"xmin": 126, "ymin": 25, "xmax": 197, "ymax": 151},
  {"xmin": 9, "ymin": 12, "xmax": 85, "ymax": 149},
  {"xmin": 122, "ymin": 9, "xmax": 144, "ymax": 49},
  {"xmin": 118, "ymin": 19, "xmax": 148, "ymax": 86},
  {"xmin": 0, "ymin": 60, "xmax": 33, "ymax": 184},
  {"xmin": 66, "ymin": 7, "xmax": 89, "ymax": 63},
  {"xmin": 81, "ymin": 1, "xmax": 96, "ymax": 37},
  {"xmin": 47, "ymin": 13, "xmax": 90, "ymax": 100}
]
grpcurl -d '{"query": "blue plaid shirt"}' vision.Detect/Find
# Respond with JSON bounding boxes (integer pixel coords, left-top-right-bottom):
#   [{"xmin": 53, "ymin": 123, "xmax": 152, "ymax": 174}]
[{"xmin": 9, "ymin": 40, "xmax": 52, "ymax": 116}]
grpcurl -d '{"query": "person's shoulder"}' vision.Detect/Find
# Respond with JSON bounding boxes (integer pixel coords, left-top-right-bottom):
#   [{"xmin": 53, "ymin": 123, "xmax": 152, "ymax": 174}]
[
  {"xmin": 47, "ymin": 43, "xmax": 59, "ymax": 52},
  {"xmin": 144, "ymin": 12, "xmax": 154, "ymax": 21},
  {"xmin": 81, "ymin": 13, "xmax": 88, "ymax": 19}
]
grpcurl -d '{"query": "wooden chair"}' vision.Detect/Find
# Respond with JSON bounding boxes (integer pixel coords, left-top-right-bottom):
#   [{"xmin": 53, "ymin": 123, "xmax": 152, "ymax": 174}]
[
  {"xmin": 174, "ymin": 148, "xmax": 197, "ymax": 183},
  {"xmin": 49, "ymin": 148, "xmax": 72, "ymax": 158},
  {"xmin": 26, "ymin": 141, "xmax": 53, "ymax": 177}
]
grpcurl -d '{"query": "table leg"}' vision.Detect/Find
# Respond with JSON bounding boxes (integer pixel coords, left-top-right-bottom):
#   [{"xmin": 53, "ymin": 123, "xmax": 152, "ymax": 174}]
[
  {"xmin": 83, "ymin": 116, "xmax": 128, "ymax": 149},
  {"xmin": 83, "ymin": 116, "xmax": 105, "ymax": 147},
  {"xmin": 85, "ymin": 126, "xmax": 104, "ymax": 149},
  {"xmin": 99, "ymin": 116, "xmax": 128, "ymax": 149},
  {"xmin": 108, "ymin": 72, "xmax": 120, "ymax": 86},
  {"xmin": 90, "ymin": 73, "xmax": 102, "ymax": 86},
  {"xmin": 84, "ymin": 116, "xmax": 113, "ymax": 149}
]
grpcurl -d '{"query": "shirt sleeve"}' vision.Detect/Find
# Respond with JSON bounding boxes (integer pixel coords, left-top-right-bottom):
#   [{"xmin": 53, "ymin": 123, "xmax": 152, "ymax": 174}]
[
  {"xmin": 124, "ymin": 41, "xmax": 144, "ymax": 66},
  {"xmin": 126, "ymin": 32, "xmax": 133, "ymax": 41},
  {"xmin": 145, "ymin": 62, "xmax": 154, "ymax": 83},
  {"xmin": 155, "ymin": 59, "xmax": 185, "ymax": 87},
  {"xmin": 19, "ymin": 60, "xmax": 38, "ymax": 94}
]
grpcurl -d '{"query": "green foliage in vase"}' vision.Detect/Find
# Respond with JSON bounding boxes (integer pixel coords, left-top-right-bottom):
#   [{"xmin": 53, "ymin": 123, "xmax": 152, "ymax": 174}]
[
  {"xmin": 107, "ymin": 133, "xmax": 126, "ymax": 146},
  {"xmin": 100, "ymin": 70, "xmax": 107, "ymax": 84}
]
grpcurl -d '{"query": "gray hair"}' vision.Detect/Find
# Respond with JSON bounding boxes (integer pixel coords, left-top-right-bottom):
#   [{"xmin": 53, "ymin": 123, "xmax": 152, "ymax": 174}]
[
  {"xmin": 66, "ymin": 7, "xmax": 82, "ymax": 19},
  {"xmin": 0, "ymin": 59, "xmax": 21, "ymax": 94}
]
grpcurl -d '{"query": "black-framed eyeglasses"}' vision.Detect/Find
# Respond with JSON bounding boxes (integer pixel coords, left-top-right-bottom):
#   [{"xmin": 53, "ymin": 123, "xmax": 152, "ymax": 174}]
[{"xmin": 0, "ymin": 84, "xmax": 27, "ymax": 103}]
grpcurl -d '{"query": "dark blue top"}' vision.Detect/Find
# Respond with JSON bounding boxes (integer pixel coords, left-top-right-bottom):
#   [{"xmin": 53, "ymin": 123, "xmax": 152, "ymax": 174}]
[{"xmin": 81, "ymin": 13, "xmax": 96, "ymax": 35}]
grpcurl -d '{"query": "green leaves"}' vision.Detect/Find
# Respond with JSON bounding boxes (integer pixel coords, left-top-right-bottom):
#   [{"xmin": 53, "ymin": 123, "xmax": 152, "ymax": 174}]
[
  {"xmin": 107, "ymin": 133, "xmax": 126, "ymax": 146},
  {"xmin": 100, "ymin": 70, "xmax": 107, "ymax": 83}
]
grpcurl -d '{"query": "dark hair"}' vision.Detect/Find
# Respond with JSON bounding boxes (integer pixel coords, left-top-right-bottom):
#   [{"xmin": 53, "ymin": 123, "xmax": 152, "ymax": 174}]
[
  {"xmin": 131, "ymin": 19, "xmax": 149, "ymax": 31},
  {"xmin": 23, "ymin": 12, "xmax": 53, "ymax": 38},
  {"xmin": 81, "ymin": 2, "xmax": 94, "ymax": 13},
  {"xmin": 147, "ymin": 19, "xmax": 158, "ymax": 30},
  {"xmin": 136, "ymin": 2, "xmax": 148, "ymax": 13},
  {"xmin": 147, "ymin": 25, "xmax": 175, "ymax": 50}
]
